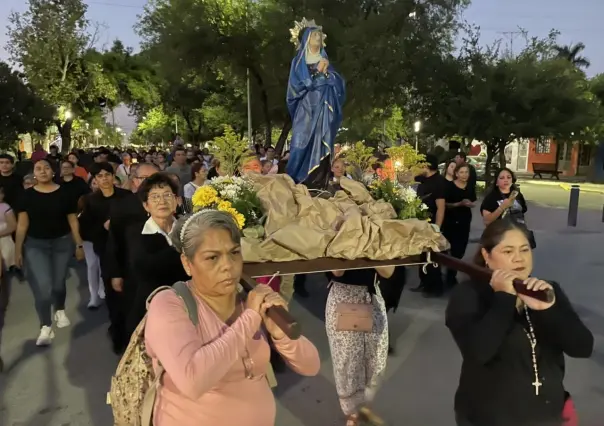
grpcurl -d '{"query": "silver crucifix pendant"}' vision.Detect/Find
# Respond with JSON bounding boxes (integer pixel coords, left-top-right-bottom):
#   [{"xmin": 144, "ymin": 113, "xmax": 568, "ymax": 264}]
[{"xmin": 533, "ymin": 380, "xmax": 542, "ymax": 395}]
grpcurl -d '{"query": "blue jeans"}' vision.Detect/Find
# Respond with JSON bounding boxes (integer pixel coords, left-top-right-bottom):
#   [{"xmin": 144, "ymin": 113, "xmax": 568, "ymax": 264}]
[{"xmin": 24, "ymin": 235, "xmax": 74, "ymax": 326}]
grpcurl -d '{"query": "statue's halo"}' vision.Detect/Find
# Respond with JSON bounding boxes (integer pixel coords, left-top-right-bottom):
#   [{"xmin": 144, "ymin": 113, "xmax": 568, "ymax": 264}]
[{"xmin": 289, "ymin": 17, "xmax": 327, "ymax": 49}]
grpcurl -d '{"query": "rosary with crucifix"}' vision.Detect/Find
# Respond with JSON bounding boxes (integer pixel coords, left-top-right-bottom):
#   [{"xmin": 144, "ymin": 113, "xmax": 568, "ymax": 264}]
[{"xmin": 523, "ymin": 307, "xmax": 543, "ymax": 395}]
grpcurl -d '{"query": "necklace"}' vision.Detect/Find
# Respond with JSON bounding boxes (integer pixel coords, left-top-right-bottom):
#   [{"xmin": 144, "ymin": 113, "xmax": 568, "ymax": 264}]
[{"xmin": 523, "ymin": 307, "xmax": 542, "ymax": 395}]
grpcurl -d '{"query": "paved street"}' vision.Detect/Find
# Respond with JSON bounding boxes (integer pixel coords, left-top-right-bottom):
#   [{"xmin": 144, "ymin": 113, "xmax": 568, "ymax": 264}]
[
  {"xmin": 1, "ymin": 202, "xmax": 603, "ymax": 426},
  {"xmin": 519, "ymin": 182, "xmax": 604, "ymax": 211}
]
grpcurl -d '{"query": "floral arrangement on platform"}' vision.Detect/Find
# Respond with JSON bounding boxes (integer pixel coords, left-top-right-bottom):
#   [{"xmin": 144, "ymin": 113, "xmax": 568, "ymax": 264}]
[
  {"xmin": 191, "ymin": 176, "xmax": 265, "ymax": 234},
  {"xmin": 369, "ymin": 179, "xmax": 430, "ymax": 221}
]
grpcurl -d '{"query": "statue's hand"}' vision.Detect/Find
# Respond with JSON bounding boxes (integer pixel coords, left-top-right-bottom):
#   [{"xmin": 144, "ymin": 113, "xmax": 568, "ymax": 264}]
[{"xmin": 318, "ymin": 58, "xmax": 330, "ymax": 74}]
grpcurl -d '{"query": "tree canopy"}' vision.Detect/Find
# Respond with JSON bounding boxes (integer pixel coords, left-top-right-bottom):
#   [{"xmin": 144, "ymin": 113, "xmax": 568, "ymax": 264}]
[{"xmin": 0, "ymin": 62, "xmax": 54, "ymax": 149}]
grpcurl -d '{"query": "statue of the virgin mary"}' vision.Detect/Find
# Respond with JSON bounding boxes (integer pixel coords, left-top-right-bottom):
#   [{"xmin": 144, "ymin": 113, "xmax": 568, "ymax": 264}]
[{"xmin": 286, "ymin": 19, "xmax": 346, "ymax": 189}]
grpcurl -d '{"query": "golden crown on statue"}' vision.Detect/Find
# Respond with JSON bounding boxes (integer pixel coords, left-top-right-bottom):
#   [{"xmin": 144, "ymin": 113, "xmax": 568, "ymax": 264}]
[{"xmin": 289, "ymin": 17, "xmax": 327, "ymax": 49}]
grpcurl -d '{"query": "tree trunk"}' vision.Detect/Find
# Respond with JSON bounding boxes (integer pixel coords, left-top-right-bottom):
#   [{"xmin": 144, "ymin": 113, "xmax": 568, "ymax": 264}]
[
  {"xmin": 249, "ymin": 67, "xmax": 272, "ymax": 146},
  {"xmin": 56, "ymin": 119, "xmax": 73, "ymax": 154},
  {"xmin": 485, "ymin": 142, "xmax": 497, "ymax": 186},
  {"xmin": 498, "ymin": 138, "xmax": 507, "ymax": 168},
  {"xmin": 274, "ymin": 119, "xmax": 292, "ymax": 155}
]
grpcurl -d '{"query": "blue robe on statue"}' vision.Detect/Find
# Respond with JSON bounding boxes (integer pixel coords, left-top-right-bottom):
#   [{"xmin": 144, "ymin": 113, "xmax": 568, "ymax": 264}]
[{"xmin": 286, "ymin": 27, "xmax": 346, "ymax": 185}]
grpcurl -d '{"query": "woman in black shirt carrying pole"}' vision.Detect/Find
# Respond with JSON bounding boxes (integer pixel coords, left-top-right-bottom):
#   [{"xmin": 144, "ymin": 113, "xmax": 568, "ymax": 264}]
[
  {"xmin": 442, "ymin": 163, "xmax": 476, "ymax": 287},
  {"xmin": 15, "ymin": 159, "xmax": 85, "ymax": 347},
  {"xmin": 446, "ymin": 220, "xmax": 593, "ymax": 426}
]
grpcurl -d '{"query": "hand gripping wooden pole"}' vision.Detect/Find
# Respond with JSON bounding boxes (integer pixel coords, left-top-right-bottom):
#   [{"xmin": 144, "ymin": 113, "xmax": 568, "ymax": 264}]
[
  {"xmin": 239, "ymin": 273, "xmax": 302, "ymax": 340},
  {"xmin": 431, "ymin": 252, "xmax": 555, "ymax": 303}
]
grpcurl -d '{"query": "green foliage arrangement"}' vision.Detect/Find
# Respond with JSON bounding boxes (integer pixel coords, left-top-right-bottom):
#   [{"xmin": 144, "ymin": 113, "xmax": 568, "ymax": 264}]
[
  {"xmin": 343, "ymin": 141, "xmax": 376, "ymax": 181},
  {"xmin": 208, "ymin": 125, "xmax": 255, "ymax": 176}
]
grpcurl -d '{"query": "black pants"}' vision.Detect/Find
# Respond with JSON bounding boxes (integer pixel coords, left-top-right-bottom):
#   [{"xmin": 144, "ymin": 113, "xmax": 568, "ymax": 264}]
[
  {"xmin": 443, "ymin": 222, "xmax": 471, "ymax": 283},
  {"xmin": 418, "ymin": 251, "xmax": 443, "ymax": 295}
]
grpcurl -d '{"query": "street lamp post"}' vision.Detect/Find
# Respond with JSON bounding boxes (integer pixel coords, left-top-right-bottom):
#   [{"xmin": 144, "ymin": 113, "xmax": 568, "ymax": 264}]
[{"xmin": 414, "ymin": 120, "xmax": 422, "ymax": 151}]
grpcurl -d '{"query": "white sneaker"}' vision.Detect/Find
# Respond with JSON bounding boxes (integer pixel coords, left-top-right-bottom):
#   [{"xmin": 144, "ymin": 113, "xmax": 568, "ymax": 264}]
[
  {"xmin": 36, "ymin": 326, "xmax": 55, "ymax": 346},
  {"xmin": 54, "ymin": 310, "xmax": 71, "ymax": 328}
]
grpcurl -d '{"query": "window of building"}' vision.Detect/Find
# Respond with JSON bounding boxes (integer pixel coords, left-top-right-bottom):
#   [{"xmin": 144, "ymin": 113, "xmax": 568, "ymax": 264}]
[{"xmin": 535, "ymin": 138, "xmax": 551, "ymax": 154}]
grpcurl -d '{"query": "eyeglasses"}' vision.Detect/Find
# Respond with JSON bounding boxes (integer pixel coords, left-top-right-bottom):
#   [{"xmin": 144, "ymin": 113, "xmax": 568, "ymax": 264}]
[{"xmin": 148, "ymin": 193, "xmax": 175, "ymax": 203}]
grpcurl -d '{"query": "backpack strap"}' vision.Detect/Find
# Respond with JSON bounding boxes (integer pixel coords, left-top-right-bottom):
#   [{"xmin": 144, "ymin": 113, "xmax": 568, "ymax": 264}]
[
  {"xmin": 145, "ymin": 285, "xmax": 173, "ymax": 310},
  {"xmin": 172, "ymin": 281, "xmax": 199, "ymax": 326}
]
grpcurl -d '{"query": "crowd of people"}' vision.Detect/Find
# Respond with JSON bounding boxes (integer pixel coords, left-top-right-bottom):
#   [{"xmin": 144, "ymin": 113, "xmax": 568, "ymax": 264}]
[{"xmin": 0, "ymin": 140, "xmax": 594, "ymax": 426}]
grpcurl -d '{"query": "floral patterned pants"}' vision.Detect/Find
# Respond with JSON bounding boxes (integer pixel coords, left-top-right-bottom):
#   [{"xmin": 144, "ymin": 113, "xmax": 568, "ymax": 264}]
[{"xmin": 325, "ymin": 282, "xmax": 389, "ymax": 416}]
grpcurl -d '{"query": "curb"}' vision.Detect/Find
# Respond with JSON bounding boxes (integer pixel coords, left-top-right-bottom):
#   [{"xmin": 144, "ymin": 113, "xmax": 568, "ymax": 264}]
[{"xmin": 558, "ymin": 183, "xmax": 604, "ymax": 195}]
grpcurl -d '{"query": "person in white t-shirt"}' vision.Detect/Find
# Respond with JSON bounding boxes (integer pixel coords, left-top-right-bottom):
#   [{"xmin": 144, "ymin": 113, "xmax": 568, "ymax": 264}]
[{"xmin": 183, "ymin": 162, "xmax": 208, "ymax": 211}]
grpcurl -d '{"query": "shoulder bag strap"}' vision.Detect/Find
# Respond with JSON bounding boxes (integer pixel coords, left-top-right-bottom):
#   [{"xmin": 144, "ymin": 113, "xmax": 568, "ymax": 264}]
[{"xmin": 172, "ymin": 281, "xmax": 199, "ymax": 326}]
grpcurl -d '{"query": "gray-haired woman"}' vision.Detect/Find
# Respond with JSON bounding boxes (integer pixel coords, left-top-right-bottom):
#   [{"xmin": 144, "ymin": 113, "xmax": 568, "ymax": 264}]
[{"xmin": 144, "ymin": 210, "xmax": 320, "ymax": 426}]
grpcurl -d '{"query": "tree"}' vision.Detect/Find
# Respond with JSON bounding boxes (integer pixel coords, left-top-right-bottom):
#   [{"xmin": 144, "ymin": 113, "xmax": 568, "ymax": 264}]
[
  {"xmin": 137, "ymin": 0, "xmax": 468, "ymax": 152},
  {"xmin": 414, "ymin": 28, "xmax": 600, "ymax": 178},
  {"xmin": 0, "ymin": 62, "xmax": 54, "ymax": 149},
  {"xmin": 554, "ymin": 42, "xmax": 590, "ymax": 69},
  {"xmin": 6, "ymin": 0, "xmax": 112, "ymax": 153}
]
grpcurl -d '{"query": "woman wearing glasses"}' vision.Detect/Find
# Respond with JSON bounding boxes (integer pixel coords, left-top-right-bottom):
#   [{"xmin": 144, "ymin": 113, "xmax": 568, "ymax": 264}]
[
  {"xmin": 145, "ymin": 209, "xmax": 320, "ymax": 426},
  {"xmin": 125, "ymin": 173, "xmax": 189, "ymax": 338}
]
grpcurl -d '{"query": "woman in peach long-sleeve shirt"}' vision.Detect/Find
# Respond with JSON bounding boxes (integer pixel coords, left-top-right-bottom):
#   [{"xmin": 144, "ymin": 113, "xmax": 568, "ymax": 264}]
[{"xmin": 145, "ymin": 209, "xmax": 320, "ymax": 426}]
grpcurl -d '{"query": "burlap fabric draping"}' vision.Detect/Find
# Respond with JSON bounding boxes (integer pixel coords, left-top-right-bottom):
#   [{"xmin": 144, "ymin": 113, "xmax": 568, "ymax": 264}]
[{"xmin": 241, "ymin": 174, "xmax": 448, "ymax": 263}]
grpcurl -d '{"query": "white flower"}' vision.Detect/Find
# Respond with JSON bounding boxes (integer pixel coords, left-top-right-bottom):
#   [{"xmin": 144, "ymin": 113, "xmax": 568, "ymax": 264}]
[
  {"xmin": 398, "ymin": 186, "xmax": 418, "ymax": 203},
  {"xmin": 419, "ymin": 203, "xmax": 428, "ymax": 211}
]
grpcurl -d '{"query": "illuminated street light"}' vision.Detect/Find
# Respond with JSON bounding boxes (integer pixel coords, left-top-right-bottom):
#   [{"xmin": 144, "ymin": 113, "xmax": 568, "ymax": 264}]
[
  {"xmin": 414, "ymin": 120, "xmax": 422, "ymax": 133},
  {"xmin": 408, "ymin": 11, "xmax": 417, "ymax": 18},
  {"xmin": 414, "ymin": 121, "xmax": 422, "ymax": 151},
  {"xmin": 94, "ymin": 129, "xmax": 100, "ymax": 136}
]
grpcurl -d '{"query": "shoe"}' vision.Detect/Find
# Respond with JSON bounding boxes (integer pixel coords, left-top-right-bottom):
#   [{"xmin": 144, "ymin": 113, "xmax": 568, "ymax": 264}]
[
  {"xmin": 86, "ymin": 300, "xmax": 101, "ymax": 311},
  {"xmin": 36, "ymin": 326, "xmax": 55, "ymax": 346},
  {"xmin": 87, "ymin": 298, "xmax": 101, "ymax": 310},
  {"xmin": 54, "ymin": 310, "xmax": 71, "ymax": 328}
]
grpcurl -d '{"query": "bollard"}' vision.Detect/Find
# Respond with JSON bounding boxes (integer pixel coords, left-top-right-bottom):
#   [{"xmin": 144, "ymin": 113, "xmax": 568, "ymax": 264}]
[{"xmin": 567, "ymin": 185, "xmax": 580, "ymax": 227}]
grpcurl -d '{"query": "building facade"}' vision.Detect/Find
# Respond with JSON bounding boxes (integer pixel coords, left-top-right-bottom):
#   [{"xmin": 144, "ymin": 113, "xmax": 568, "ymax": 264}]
[{"xmin": 526, "ymin": 138, "xmax": 594, "ymax": 177}]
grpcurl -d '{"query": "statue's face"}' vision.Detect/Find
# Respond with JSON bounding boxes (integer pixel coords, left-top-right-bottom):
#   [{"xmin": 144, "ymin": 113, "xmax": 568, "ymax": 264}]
[{"xmin": 309, "ymin": 30, "xmax": 322, "ymax": 51}]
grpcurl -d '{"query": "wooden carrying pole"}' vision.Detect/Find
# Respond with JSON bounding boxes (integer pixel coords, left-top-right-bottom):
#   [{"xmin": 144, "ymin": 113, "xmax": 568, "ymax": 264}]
[
  {"xmin": 431, "ymin": 252, "xmax": 555, "ymax": 303},
  {"xmin": 239, "ymin": 273, "xmax": 302, "ymax": 340}
]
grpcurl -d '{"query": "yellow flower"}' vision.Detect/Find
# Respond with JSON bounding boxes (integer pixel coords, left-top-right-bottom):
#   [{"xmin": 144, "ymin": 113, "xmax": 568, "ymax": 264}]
[
  {"xmin": 192, "ymin": 186, "xmax": 218, "ymax": 208},
  {"xmin": 216, "ymin": 201, "xmax": 246, "ymax": 229},
  {"xmin": 217, "ymin": 200, "xmax": 233, "ymax": 211}
]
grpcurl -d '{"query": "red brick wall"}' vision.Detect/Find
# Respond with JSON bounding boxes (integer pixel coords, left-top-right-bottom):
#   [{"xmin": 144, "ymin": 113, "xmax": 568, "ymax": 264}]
[{"xmin": 527, "ymin": 138, "xmax": 557, "ymax": 172}]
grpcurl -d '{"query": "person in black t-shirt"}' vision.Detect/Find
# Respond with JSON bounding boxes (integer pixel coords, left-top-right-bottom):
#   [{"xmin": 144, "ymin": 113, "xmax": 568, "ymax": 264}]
[
  {"xmin": 443, "ymin": 163, "xmax": 477, "ymax": 287},
  {"xmin": 0, "ymin": 154, "xmax": 23, "ymax": 209},
  {"xmin": 446, "ymin": 220, "xmax": 593, "ymax": 426},
  {"xmin": 413, "ymin": 154, "xmax": 446, "ymax": 297},
  {"xmin": 79, "ymin": 162, "xmax": 135, "ymax": 352},
  {"xmin": 454, "ymin": 152, "xmax": 477, "ymax": 193},
  {"xmin": 58, "ymin": 160, "xmax": 91, "ymax": 207},
  {"xmin": 480, "ymin": 167, "xmax": 527, "ymax": 227},
  {"xmin": 14, "ymin": 159, "xmax": 85, "ymax": 347}
]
